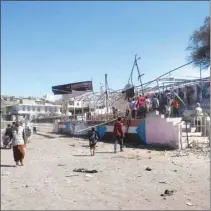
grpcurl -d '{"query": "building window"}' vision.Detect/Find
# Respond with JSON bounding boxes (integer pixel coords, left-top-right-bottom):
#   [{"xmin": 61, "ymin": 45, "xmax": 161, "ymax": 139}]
[
  {"xmin": 45, "ymin": 107, "xmax": 48, "ymax": 112},
  {"xmin": 77, "ymin": 103, "xmax": 79, "ymax": 106},
  {"xmin": 32, "ymin": 106, "xmax": 35, "ymax": 111},
  {"xmin": 37, "ymin": 107, "xmax": 40, "ymax": 112},
  {"xmin": 22, "ymin": 106, "xmax": 25, "ymax": 111},
  {"xmin": 49, "ymin": 107, "xmax": 52, "ymax": 112},
  {"xmin": 54, "ymin": 107, "xmax": 57, "ymax": 112},
  {"xmin": 27, "ymin": 106, "xmax": 30, "ymax": 111},
  {"xmin": 69, "ymin": 101, "xmax": 74, "ymax": 106}
]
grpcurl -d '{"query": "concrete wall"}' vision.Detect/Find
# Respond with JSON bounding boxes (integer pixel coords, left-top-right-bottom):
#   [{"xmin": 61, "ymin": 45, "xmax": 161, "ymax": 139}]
[{"xmin": 145, "ymin": 118, "xmax": 181, "ymax": 148}]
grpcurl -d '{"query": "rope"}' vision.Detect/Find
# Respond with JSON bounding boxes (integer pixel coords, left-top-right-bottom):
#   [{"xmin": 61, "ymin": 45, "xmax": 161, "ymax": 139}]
[{"xmin": 75, "ymin": 118, "xmax": 117, "ymax": 133}]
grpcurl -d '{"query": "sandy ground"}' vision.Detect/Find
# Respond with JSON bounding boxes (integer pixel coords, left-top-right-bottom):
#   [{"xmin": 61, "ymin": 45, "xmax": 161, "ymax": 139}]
[{"xmin": 1, "ymin": 134, "xmax": 210, "ymax": 210}]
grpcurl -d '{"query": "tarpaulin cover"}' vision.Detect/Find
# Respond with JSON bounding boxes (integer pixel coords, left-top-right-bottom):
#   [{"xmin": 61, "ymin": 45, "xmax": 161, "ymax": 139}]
[{"xmin": 52, "ymin": 81, "xmax": 93, "ymax": 95}]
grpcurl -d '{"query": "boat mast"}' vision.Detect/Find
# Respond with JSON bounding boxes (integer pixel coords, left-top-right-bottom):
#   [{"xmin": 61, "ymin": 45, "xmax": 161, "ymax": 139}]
[
  {"xmin": 134, "ymin": 54, "xmax": 145, "ymax": 96},
  {"xmin": 105, "ymin": 74, "xmax": 109, "ymax": 120}
]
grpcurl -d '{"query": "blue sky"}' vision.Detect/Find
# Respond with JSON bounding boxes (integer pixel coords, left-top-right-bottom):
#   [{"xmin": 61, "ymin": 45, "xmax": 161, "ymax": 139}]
[{"xmin": 2, "ymin": 1, "xmax": 210, "ymax": 100}]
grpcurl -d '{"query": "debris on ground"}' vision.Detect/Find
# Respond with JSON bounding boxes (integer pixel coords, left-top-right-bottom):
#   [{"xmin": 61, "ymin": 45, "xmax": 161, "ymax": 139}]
[
  {"xmin": 58, "ymin": 164, "xmax": 66, "ymax": 167},
  {"xmin": 186, "ymin": 202, "xmax": 193, "ymax": 206},
  {"xmin": 65, "ymin": 174, "xmax": 79, "ymax": 177},
  {"xmin": 69, "ymin": 144, "xmax": 75, "ymax": 147},
  {"xmin": 159, "ymin": 181, "xmax": 167, "ymax": 184},
  {"xmin": 73, "ymin": 168, "xmax": 98, "ymax": 173},
  {"xmin": 172, "ymin": 160, "xmax": 183, "ymax": 167},
  {"xmin": 148, "ymin": 151, "xmax": 151, "ymax": 153},
  {"xmin": 85, "ymin": 174, "xmax": 93, "ymax": 178},
  {"xmin": 145, "ymin": 167, "xmax": 152, "ymax": 171},
  {"xmin": 171, "ymin": 152, "xmax": 189, "ymax": 157},
  {"xmin": 2, "ymin": 172, "xmax": 10, "ymax": 176},
  {"xmin": 160, "ymin": 189, "xmax": 174, "ymax": 197}
]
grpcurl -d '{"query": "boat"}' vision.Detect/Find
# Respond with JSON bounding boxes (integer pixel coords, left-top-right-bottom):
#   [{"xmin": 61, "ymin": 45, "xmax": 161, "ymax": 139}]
[{"xmin": 52, "ymin": 56, "xmax": 210, "ymax": 149}]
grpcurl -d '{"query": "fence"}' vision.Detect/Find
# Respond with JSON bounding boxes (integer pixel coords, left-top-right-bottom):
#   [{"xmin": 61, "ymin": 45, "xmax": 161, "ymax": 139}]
[{"xmin": 182, "ymin": 115, "xmax": 210, "ymax": 148}]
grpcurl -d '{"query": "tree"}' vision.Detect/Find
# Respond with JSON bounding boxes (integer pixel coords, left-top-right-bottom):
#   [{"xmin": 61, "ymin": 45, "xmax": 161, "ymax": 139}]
[{"xmin": 187, "ymin": 16, "xmax": 210, "ymax": 69}]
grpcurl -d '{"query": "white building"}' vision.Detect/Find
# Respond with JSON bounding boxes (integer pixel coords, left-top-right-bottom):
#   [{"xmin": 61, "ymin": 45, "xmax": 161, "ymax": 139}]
[
  {"xmin": 9, "ymin": 104, "xmax": 61, "ymax": 120},
  {"xmin": 4, "ymin": 97, "xmax": 62, "ymax": 121}
]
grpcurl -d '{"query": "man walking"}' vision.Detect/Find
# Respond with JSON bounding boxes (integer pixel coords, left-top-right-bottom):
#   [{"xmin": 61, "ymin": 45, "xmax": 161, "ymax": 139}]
[
  {"xmin": 113, "ymin": 117, "xmax": 124, "ymax": 153},
  {"xmin": 89, "ymin": 127, "xmax": 100, "ymax": 156}
]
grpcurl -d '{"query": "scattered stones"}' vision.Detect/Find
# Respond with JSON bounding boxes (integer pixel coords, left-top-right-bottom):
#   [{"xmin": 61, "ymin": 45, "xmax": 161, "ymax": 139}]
[
  {"xmin": 148, "ymin": 157, "xmax": 152, "ymax": 159},
  {"xmin": 73, "ymin": 168, "xmax": 98, "ymax": 173},
  {"xmin": 69, "ymin": 144, "xmax": 75, "ymax": 147},
  {"xmin": 172, "ymin": 160, "xmax": 183, "ymax": 167},
  {"xmin": 65, "ymin": 174, "xmax": 79, "ymax": 177},
  {"xmin": 25, "ymin": 185, "xmax": 29, "ymax": 188},
  {"xmin": 159, "ymin": 181, "xmax": 167, "ymax": 184},
  {"xmin": 145, "ymin": 167, "xmax": 152, "ymax": 171},
  {"xmin": 174, "ymin": 170, "xmax": 177, "ymax": 172},
  {"xmin": 2, "ymin": 172, "xmax": 10, "ymax": 176},
  {"xmin": 160, "ymin": 189, "xmax": 174, "ymax": 197},
  {"xmin": 186, "ymin": 202, "xmax": 193, "ymax": 206},
  {"xmin": 58, "ymin": 164, "xmax": 66, "ymax": 167},
  {"xmin": 148, "ymin": 151, "xmax": 151, "ymax": 153},
  {"xmin": 85, "ymin": 174, "xmax": 93, "ymax": 178}
]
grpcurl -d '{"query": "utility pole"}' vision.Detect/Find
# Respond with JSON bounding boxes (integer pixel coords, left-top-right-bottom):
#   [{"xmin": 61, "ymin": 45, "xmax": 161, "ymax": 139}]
[{"xmin": 105, "ymin": 74, "xmax": 109, "ymax": 120}]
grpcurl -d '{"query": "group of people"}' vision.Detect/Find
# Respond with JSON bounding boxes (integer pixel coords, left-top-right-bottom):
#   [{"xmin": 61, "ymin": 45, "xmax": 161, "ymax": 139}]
[
  {"xmin": 2, "ymin": 121, "xmax": 32, "ymax": 167},
  {"xmin": 89, "ymin": 117, "xmax": 125, "ymax": 155},
  {"xmin": 128, "ymin": 94, "xmax": 148, "ymax": 119},
  {"xmin": 127, "ymin": 91, "xmax": 183, "ymax": 119}
]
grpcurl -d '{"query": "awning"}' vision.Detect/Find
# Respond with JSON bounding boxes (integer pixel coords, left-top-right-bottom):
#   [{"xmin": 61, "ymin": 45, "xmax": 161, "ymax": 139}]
[{"xmin": 52, "ymin": 81, "xmax": 93, "ymax": 95}]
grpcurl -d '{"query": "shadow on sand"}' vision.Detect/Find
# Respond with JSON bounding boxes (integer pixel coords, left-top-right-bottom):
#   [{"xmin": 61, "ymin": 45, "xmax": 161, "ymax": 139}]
[
  {"xmin": 96, "ymin": 151, "xmax": 114, "ymax": 154},
  {"xmin": 42, "ymin": 133, "xmax": 176, "ymax": 152},
  {"xmin": 1, "ymin": 164, "xmax": 15, "ymax": 168}
]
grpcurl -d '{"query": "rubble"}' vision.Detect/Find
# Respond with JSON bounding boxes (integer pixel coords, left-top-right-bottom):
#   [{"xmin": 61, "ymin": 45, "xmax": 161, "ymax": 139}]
[
  {"xmin": 145, "ymin": 167, "xmax": 152, "ymax": 171},
  {"xmin": 160, "ymin": 189, "xmax": 174, "ymax": 197},
  {"xmin": 73, "ymin": 168, "xmax": 98, "ymax": 173}
]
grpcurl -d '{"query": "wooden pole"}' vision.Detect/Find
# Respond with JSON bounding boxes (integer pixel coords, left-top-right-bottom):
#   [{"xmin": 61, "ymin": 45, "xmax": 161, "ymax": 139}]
[
  {"xmin": 105, "ymin": 74, "xmax": 109, "ymax": 120},
  {"xmin": 76, "ymin": 117, "xmax": 117, "ymax": 133}
]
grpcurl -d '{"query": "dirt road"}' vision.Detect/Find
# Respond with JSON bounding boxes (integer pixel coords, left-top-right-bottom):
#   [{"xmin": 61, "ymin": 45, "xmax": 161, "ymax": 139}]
[{"xmin": 1, "ymin": 134, "xmax": 210, "ymax": 210}]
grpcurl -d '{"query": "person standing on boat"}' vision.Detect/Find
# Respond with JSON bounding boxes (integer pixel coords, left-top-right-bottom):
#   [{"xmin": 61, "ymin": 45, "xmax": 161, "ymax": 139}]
[
  {"xmin": 129, "ymin": 97, "xmax": 137, "ymax": 119},
  {"xmin": 12, "ymin": 121, "xmax": 27, "ymax": 167},
  {"xmin": 152, "ymin": 95, "xmax": 159, "ymax": 111},
  {"xmin": 137, "ymin": 94, "xmax": 146, "ymax": 118},
  {"xmin": 172, "ymin": 97, "xmax": 180, "ymax": 117},
  {"xmin": 145, "ymin": 96, "xmax": 150, "ymax": 112},
  {"xmin": 113, "ymin": 117, "xmax": 124, "ymax": 153}
]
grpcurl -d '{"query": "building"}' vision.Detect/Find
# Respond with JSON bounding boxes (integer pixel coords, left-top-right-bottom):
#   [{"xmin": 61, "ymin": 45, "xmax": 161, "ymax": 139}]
[{"xmin": 2, "ymin": 95, "xmax": 62, "ymax": 121}]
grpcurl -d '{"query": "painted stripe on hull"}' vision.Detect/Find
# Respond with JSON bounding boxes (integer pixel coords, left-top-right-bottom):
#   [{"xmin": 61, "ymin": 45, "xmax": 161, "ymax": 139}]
[
  {"xmin": 87, "ymin": 119, "xmax": 145, "ymax": 127},
  {"xmin": 107, "ymin": 119, "xmax": 145, "ymax": 127},
  {"xmin": 106, "ymin": 126, "xmax": 137, "ymax": 133}
]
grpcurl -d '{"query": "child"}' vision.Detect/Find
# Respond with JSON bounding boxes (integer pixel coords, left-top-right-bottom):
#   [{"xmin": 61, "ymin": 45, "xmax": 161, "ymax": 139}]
[{"xmin": 89, "ymin": 127, "xmax": 100, "ymax": 156}]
